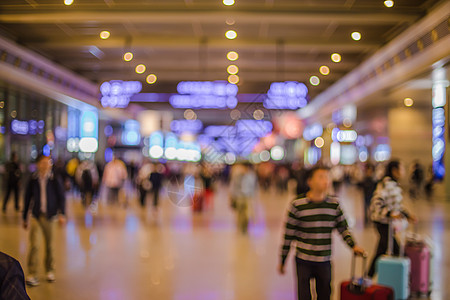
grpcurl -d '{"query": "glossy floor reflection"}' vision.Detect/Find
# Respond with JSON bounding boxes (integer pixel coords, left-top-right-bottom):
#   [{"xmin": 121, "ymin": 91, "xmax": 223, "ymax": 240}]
[{"xmin": 0, "ymin": 183, "xmax": 449, "ymax": 300}]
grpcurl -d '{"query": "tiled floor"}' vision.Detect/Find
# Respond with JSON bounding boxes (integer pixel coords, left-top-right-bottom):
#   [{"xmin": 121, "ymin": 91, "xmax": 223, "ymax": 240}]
[{"xmin": 0, "ymin": 182, "xmax": 449, "ymax": 300}]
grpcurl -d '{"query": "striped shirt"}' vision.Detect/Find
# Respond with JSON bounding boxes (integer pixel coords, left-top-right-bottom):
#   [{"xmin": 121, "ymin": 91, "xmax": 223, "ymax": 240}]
[{"xmin": 280, "ymin": 196, "xmax": 355, "ymax": 264}]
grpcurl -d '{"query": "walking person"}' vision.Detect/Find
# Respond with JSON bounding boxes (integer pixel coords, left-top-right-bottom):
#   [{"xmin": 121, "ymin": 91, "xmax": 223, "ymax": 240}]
[
  {"xmin": 278, "ymin": 166, "xmax": 365, "ymax": 300},
  {"xmin": 367, "ymin": 160, "xmax": 417, "ymax": 278},
  {"xmin": 22, "ymin": 154, "xmax": 66, "ymax": 286},
  {"xmin": 149, "ymin": 163, "xmax": 164, "ymax": 211},
  {"xmin": 2, "ymin": 152, "xmax": 21, "ymax": 213},
  {"xmin": 136, "ymin": 160, "xmax": 153, "ymax": 208},
  {"xmin": 359, "ymin": 163, "xmax": 377, "ymax": 226},
  {"xmin": 102, "ymin": 156, "xmax": 128, "ymax": 205},
  {"xmin": 75, "ymin": 160, "xmax": 99, "ymax": 208}
]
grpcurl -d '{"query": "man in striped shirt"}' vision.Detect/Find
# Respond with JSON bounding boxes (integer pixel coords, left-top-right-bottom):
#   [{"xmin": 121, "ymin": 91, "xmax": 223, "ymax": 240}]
[{"xmin": 279, "ymin": 166, "xmax": 365, "ymax": 300}]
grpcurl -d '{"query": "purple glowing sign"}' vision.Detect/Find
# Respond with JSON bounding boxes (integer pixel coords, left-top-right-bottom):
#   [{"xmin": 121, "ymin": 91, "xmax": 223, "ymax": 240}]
[
  {"xmin": 100, "ymin": 80, "xmax": 142, "ymax": 108},
  {"xmin": 11, "ymin": 120, "xmax": 45, "ymax": 135},
  {"xmin": 170, "ymin": 120, "xmax": 203, "ymax": 134},
  {"xmin": 264, "ymin": 81, "xmax": 308, "ymax": 109},
  {"xmin": 170, "ymin": 81, "xmax": 238, "ymax": 109}
]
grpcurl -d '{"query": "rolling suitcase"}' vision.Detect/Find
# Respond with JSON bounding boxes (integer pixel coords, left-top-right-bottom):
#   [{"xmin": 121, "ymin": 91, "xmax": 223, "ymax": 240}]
[
  {"xmin": 376, "ymin": 220, "xmax": 410, "ymax": 300},
  {"xmin": 405, "ymin": 233, "xmax": 432, "ymax": 297},
  {"xmin": 341, "ymin": 253, "xmax": 394, "ymax": 300}
]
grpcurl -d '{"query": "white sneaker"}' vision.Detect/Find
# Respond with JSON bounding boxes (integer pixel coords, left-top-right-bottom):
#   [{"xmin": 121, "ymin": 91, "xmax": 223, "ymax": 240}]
[
  {"xmin": 26, "ymin": 275, "xmax": 40, "ymax": 286},
  {"xmin": 46, "ymin": 272, "xmax": 56, "ymax": 282}
]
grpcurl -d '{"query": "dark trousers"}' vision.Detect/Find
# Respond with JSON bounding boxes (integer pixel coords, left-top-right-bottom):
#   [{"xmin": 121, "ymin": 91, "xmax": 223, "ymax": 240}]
[
  {"xmin": 139, "ymin": 186, "xmax": 147, "ymax": 207},
  {"xmin": 368, "ymin": 222, "xmax": 400, "ymax": 277},
  {"xmin": 296, "ymin": 257, "xmax": 332, "ymax": 300},
  {"xmin": 152, "ymin": 188, "xmax": 160, "ymax": 207},
  {"xmin": 2, "ymin": 183, "xmax": 19, "ymax": 211}
]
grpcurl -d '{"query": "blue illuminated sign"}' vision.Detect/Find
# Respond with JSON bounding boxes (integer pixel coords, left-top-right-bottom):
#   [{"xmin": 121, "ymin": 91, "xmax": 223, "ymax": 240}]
[
  {"xmin": 11, "ymin": 119, "xmax": 45, "ymax": 135},
  {"xmin": 122, "ymin": 120, "xmax": 141, "ymax": 146},
  {"xmin": 170, "ymin": 81, "xmax": 238, "ymax": 109},
  {"xmin": 264, "ymin": 81, "xmax": 308, "ymax": 109},
  {"xmin": 432, "ymin": 107, "xmax": 446, "ymax": 180},
  {"xmin": 79, "ymin": 111, "xmax": 98, "ymax": 153},
  {"xmin": 100, "ymin": 80, "xmax": 142, "ymax": 108},
  {"xmin": 170, "ymin": 120, "xmax": 203, "ymax": 134},
  {"xmin": 303, "ymin": 123, "xmax": 323, "ymax": 141}
]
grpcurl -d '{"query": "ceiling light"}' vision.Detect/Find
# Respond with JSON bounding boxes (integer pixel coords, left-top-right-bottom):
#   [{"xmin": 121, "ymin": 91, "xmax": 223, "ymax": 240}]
[
  {"xmin": 225, "ymin": 30, "xmax": 237, "ymax": 40},
  {"xmin": 310, "ymin": 76, "xmax": 320, "ymax": 86},
  {"xmin": 227, "ymin": 51, "xmax": 239, "ymax": 61},
  {"xmin": 100, "ymin": 31, "xmax": 110, "ymax": 40},
  {"xmin": 331, "ymin": 53, "xmax": 341, "ymax": 63},
  {"xmin": 351, "ymin": 31, "xmax": 361, "ymax": 41},
  {"xmin": 228, "ymin": 74, "xmax": 239, "ymax": 84},
  {"xmin": 404, "ymin": 98, "xmax": 414, "ymax": 107},
  {"xmin": 146, "ymin": 74, "xmax": 157, "ymax": 84},
  {"xmin": 184, "ymin": 109, "xmax": 196, "ymax": 120},
  {"xmin": 230, "ymin": 109, "xmax": 241, "ymax": 120},
  {"xmin": 64, "ymin": 0, "xmax": 74, "ymax": 5},
  {"xmin": 135, "ymin": 64, "xmax": 146, "ymax": 74},
  {"xmin": 253, "ymin": 109, "xmax": 264, "ymax": 120},
  {"xmin": 319, "ymin": 66, "xmax": 330, "ymax": 76},
  {"xmin": 314, "ymin": 137, "xmax": 325, "ymax": 148},
  {"xmin": 123, "ymin": 52, "xmax": 133, "ymax": 62},
  {"xmin": 384, "ymin": 0, "xmax": 394, "ymax": 7},
  {"xmin": 223, "ymin": 0, "xmax": 235, "ymax": 6},
  {"xmin": 227, "ymin": 65, "xmax": 239, "ymax": 75},
  {"xmin": 226, "ymin": 18, "xmax": 235, "ymax": 25}
]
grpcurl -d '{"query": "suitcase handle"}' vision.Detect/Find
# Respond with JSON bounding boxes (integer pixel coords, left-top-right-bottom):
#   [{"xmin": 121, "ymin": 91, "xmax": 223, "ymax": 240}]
[{"xmin": 350, "ymin": 253, "xmax": 369, "ymax": 292}]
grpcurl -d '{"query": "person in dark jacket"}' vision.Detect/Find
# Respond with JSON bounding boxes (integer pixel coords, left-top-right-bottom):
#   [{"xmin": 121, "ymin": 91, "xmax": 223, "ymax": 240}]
[
  {"xmin": 359, "ymin": 164, "xmax": 377, "ymax": 225},
  {"xmin": 150, "ymin": 163, "xmax": 164, "ymax": 210},
  {"xmin": 2, "ymin": 152, "xmax": 21, "ymax": 213},
  {"xmin": 22, "ymin": 154, "xmax": 66, "ymax": 286},
  {"xmin": 0, "ymin": 251, "xmax": 30, "ymax": 300}
]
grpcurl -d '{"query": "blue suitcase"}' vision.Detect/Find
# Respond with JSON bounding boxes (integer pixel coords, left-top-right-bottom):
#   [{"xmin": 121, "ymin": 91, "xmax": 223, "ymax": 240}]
[{"xmin": 376, "ymin": 220, "xmax": 410, "ymax": 300}]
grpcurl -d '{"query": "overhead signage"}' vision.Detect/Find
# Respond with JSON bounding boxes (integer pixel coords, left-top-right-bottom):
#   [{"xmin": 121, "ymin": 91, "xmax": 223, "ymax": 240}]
[
  {"xmin": 100, "ymin": 80, "xmax": 142, "ymax": 108},
  {"xmin": 264, "ymin": 81, "xmax": 308, "ymax": 110},
  {"xmin": 170, "ymin": 120, "xmax": 203, "ymax": 134},
  {"xmin": 170, "ymin": 81, "xmax": 238, "ymax": 109},
  {"xmin": 11, "ymin": 120, "xmax": 45, "ymax": 135},
  {"xmin": 79, "ymin": 110, "xmax": 98, "ymax": 153}
]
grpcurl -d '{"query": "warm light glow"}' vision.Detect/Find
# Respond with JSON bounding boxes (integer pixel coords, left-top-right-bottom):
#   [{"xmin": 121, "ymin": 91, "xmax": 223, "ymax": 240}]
[
  {"xmin": 351, "ymin": 31, "xmax": 361, "ymax": 41},
  {"xmin": 228, "ymin": 74, "xmax": 239, "ymax": 84},
  {"xmin": 404, "ymin": 97, "xmax": 414, "ymax": 107},
  {"xmin": 223, "ymin": 0, "xmax": 235, "ymax": 6},
  {"xmin": 253, "ymin": 109, "xmax": 264, "ymax": 120},
  {"xmin": 384, "ymin": 0, "xmax": 394, "ymax": 7},
  {"xmin": 227, "ymin": 51, "xmax": 239, "ymax": 61},
  {"xmin": 343, "ymin": 118, "xmax": 353, "ymax": 128},
  {"xmin": 123, "ymin": 52, "xmax": 133, "ymax": 62},
  {"xmin": 230, "ymin": 109, "xmax": 241, "ymax": 120},
  {"xmin": 135, "ymin": 64, "xmax": 146, "ymax": 74},
  {"xmin": 226, "ymin": 18, "xmax": 235, "ymax": 26},
  {"xmin": 227, "ymin": 65, "xmax": 239, "ymax": 75},
  {"xmin": 146, "ymin": 74, "xmax": 157, "ymax": 84},
  {"xmin": 64, "ymin": 0, "xmax": 74, "ymax": 5},
  {"xmin": 100, "ymin": 31, "xmax": 110, "ymax": 39},
  {"xmin": 331, "ymin": 53, "xmax": 341, "ymax": 63},
  {"xmin": 320, "ymin": 66, "xmax": 330, "ymax": 76},
  {"xmin": 314, "ymin": 137, "xmax": 325, "ymax": 148},
  {"xmin": 310, "ymin": 76, "xmax": 320, "ymax": 86},
  {"xmin": 225, "ymin": 30, "xmax": 237, "ymax": 40},
  {"xmin": 184, "ymin": 109, "xmax": 197, "ymax": 120}
]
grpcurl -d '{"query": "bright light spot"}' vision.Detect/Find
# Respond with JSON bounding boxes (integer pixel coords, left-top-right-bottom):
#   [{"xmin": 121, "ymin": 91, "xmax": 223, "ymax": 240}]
[
  {"xmin": 330, "ymin": 142, "xmax": 340, "ymax": 165},
  {"xmin": 310, "ymin": 76, "xmax": 320, "ymax": 86},
  {"xmin": 79, "ymin": 138, "xmax": 98, "ymax": 153},
  {"xmin": 165, "ymin": 147, "xmax": 177, "ymax": 160},
  {"xmin": 260, "ymin": 150, "xmax": 270, "ymax": 162},
  {"xmin": 336, "ymin": 130, "xmax": 357, "ymax": 142},
  {"xmin": 319, "ymin": 66, "xmax": 330, "ymax": 76},
  {"xmin": 67, "ymin": 138, "xmax": 80, "ymax": 152},
  {"xmin": 359, "ymin": 151, "xmax": 368, "ymax": 162},
  {"xmin": 10, "ymin": 110, "xmax": 17, "ymax": 118},
  {"xmin": 226, "ymin": 18, "xmax": 235, "ymax": 25},
  {"xmin": 225, "ymin": 152, "xmax": 237, "ymax": 165},
  {"xmin": 100, "ymin": 31, "xmax": 110, "ymax": 40},
  {"xmin": 146, "ymin": 74, "xmax": 157, "ymax": 84},
  {"xmin": 314, "ymin": 137, "xmax": 325, "ymax": 148},
  {"xmin": 227, "ymin": 65, "xmax": 239, "ymax": 75},
  {"xmin": 404, "ymin": 97, "xmax": 414, "ymax": 107},
  {"xmin": 64, "ymin": 0, "xmax": 74, "ymax": 5},
  {"xmin": 228, "ymin": 74, "xmax": 239, "ymax": 84},
  {"xmin": 135, "ymin": 64, "xmax": 146, "ymax": 74},
  {"xmin": 223, "ymin": 0, "xmax": 235, "ymax": 6},
  {"xmin": 253, "ymin": 109, "xmax": 264, "ymax": 120},
  {"xmin": 230, "ymin": 109, "xmax": 241, "ymax": 120},
  {"xmin": 384, "ymin": 0, "xmax": 394, "ymax": 7},
  {"xmin": 149, "ymin": 145, "xmax": 164, "ymax": 159},
  {"xmin": 351, "ymin": 32, "xmax": 361, "ymax": 41},
  {"xmin": 227, "ymin": 51, "xmax": 239, "ymax": 61},
  {"xmin": 270, "ymin": 146, "xmax": 285, "ymax": 161},
  {"xmin": 225, "ymin": 30, "xmax": 237, "ymax": 40},
  {"xmin": 343, "ymin": 118, "xmax": 352, "ymax": 128},
  {"xmin": 123, "ymin": 52, "xmax": 133, "ymax": 62},
  {"xmin": 184, "ymin": 109, "xmax": 197, "ymax": 120},
  {"xmin": 331, "ymin": 53, "xmax": 341, "ymax": 63}
]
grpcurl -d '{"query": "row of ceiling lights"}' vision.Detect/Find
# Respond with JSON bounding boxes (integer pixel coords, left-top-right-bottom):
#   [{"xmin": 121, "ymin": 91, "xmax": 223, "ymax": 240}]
[{"xmin": 224, "ymin": 1, "xmax": 240, "ymax": 85}]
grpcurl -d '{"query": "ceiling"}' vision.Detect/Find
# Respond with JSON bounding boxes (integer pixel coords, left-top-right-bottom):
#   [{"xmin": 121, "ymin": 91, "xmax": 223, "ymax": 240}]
[{"xmin": 0, "ymin": 0, "xmax": 444, "ymax": 107}]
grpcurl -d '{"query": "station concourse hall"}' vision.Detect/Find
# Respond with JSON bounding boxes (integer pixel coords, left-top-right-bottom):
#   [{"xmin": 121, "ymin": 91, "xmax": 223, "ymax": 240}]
[{"xmin": 0, "ymin": 1, "xmax": 449, "ymax": 300}]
